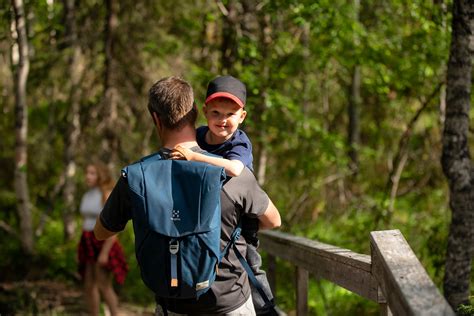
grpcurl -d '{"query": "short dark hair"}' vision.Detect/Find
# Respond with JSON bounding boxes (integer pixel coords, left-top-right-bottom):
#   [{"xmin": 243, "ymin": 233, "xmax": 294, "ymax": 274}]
[{"xmin": 148, "ymin": 77, "xmax": 197, "ymax": 130}]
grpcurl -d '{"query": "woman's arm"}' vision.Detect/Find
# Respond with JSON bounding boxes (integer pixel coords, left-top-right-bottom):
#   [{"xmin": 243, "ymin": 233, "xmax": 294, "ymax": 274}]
[{"xmin": 97, "ymin": 234, "xmax": 116, "ymax": 266}]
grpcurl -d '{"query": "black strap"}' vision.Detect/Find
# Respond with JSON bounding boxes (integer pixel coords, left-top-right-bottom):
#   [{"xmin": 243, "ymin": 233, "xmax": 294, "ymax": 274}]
[
  {"xmin": 223, "ymin": 224, "xmax": 275, "ymax": 311},
  {"xmin": 232, "ymin": 242, "xmax": 272, "ymax": 307},
  {"xmin": 158, "ymin": 298, "xmax": 168, "ymax": 316},
  {"xmin": 220, "ymin": 225, "xmax": 242, "ymax": 261}
]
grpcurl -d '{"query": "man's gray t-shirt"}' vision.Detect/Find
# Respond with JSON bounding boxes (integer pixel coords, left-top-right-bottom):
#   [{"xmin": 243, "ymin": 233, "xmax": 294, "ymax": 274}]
[{"xmin": 99, "ymin": 148, "xmax": 269, "ymax": 314}]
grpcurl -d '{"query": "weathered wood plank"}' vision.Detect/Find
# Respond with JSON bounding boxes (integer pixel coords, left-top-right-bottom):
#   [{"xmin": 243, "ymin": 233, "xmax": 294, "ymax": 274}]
[
  {"xmin": 260, "ymin": 230, "xmax": 378, "ymax": 301},
  {"xmin": 296, "ymin": 267, "xmax": 308, "ymax": 316},
  {"xmin": 370, "ymin": 230, "xmax": 454, "ymax": 316}
]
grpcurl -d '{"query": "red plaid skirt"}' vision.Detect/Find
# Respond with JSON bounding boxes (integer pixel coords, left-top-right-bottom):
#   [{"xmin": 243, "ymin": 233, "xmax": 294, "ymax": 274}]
[{"xmin": 78, "ymin": 231, "xmax": 128, "ymax": 285}]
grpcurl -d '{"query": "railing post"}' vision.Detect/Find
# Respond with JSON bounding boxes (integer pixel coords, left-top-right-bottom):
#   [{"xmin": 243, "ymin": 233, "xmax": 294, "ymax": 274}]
[
  {"xmin": 377, "ymin": 287, "xmax": 392, "ymax": 316},
  {"xmin": 267, "ymin": 254, "xmax": 277, "ymax": 295},
  {"xmin": 296, "ymin": 266, "xmax": 308, "ymax": 316}
]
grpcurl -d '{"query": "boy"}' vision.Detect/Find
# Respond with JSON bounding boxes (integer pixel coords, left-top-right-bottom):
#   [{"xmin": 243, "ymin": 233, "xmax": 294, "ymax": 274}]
[{"xmin": 170, "ymin": 75, "xmax": 276, "ymax": 315}]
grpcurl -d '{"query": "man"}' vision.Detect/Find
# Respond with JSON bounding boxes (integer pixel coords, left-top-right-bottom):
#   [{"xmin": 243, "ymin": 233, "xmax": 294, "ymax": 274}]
[{"xmin": 94, "ymin": 76, "xmax": 281, "ymax": 315}]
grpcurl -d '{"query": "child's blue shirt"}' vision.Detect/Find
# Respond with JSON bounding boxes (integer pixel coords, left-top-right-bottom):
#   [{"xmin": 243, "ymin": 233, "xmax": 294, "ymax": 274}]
[{"xmin": 196, "ymin": 126, "xmax": 253, "ymax": 171}]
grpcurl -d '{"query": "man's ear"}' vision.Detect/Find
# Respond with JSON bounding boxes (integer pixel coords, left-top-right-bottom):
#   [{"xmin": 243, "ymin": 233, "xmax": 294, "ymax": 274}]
[{"xmin": 152, "ymin": 112, "xmax": 162, "ymax": 129}]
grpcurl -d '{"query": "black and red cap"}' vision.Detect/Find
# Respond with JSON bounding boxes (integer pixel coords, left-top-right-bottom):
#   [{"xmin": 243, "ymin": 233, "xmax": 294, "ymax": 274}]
[{"xmin": 205, "ymin": 75, "xmax": 246, "ymax": 108}]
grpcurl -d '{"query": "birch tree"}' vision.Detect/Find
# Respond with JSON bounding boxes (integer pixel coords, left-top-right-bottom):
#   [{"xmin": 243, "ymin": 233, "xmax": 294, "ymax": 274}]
[
  {"xmin": 100, "ymin": 0, "xmax": 120, "ymax": 168},
  {"xmin": 12, "ymin": 0, "xmax": 33, "ymax": 254},
  {"xmin": 61, "ymin": 0, "xmax": 85, "ymax": 240}
]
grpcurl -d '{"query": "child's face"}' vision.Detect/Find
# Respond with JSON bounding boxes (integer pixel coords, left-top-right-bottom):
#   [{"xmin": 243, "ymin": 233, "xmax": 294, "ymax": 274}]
[
  {"xmin": 204, "ymin": 98, "xmax": 247, "ymax": 143},
  {"xmin": 85, "ymin": 165, "xmax": 99, "ymax": 188}
]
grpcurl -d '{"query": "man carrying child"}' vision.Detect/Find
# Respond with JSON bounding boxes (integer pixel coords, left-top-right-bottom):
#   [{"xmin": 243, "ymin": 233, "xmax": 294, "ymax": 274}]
[{"xmin": 94, "ymin": 76, "xmax": 281, "ymax": 315}]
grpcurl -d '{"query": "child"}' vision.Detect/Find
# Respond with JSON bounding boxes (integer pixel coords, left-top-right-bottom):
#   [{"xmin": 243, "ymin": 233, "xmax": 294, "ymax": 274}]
[
  {"xmin": 78, "ymin": 161, "xmax": 128, "ymax": 316},
  {"xmin": 171, "ymin": 75, "xmax": 276, "ymax": 315}
]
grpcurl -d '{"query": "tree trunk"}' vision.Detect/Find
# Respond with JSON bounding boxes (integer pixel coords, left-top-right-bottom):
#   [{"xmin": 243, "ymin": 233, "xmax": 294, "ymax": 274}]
[
  {"xmin": 348, "ymin": 0, "xmax": 361, "ymax": 174},
  {"xmin": 301, "ymin": 23, "xmax": 311, "ymax": 115},
  {"xmin": 101, "ymin": 0, "xmax": 119, "ymax": 168},
  {"xmin": 219, "ymin": 0, "xmax": 239, "ymax": 74},
  {"xmin": 254, "ymin": 11, "xmax": 272, "ymax": 186},
  {"xmin": 441, "ymin": 0, "xmax": 474, "ymax": 309},
  {"xmin": 199, "ymin": 0, "xmax": 219, "ymax": 74},
  {"xmin": 348, "ymin": 65, "xmax": 361, "ymax": 172},
  {"xmin": 12, "ymin": 0, "xmax": 33, "ymax": 255},
  {"xmin": 62, "ymin": 0, "xmax": 84, "ymax": 241}
]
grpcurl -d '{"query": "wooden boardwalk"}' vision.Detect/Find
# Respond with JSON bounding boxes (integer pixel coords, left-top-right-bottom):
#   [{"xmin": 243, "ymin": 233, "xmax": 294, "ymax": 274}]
[{"xmin": 260, "ymin": 229, "xmax": 454, "ymax": 316}]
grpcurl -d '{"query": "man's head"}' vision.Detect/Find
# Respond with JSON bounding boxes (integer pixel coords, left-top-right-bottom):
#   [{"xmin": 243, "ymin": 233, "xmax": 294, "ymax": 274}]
[{"xmin": 148, "ymin": 76, "xmax": 197, "ymax": 130}]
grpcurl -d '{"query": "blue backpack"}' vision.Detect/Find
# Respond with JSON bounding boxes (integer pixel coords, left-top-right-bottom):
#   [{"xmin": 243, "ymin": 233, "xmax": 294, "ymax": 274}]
[{"xmin": 122, "ymin": 152, "xmax": 226, "ymax": 299}]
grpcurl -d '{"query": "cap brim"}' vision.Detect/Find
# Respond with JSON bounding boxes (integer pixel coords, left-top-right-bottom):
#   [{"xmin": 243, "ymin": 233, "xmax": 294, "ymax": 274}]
[{"xmin": 205, "ymin": 92, "xmax": 244, "ymax": 108}]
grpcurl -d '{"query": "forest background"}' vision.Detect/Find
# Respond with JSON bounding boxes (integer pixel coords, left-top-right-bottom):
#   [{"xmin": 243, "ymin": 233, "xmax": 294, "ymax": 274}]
[{"xmin": 1, "ymin": 0, "xmax": 473, "ymax": 315}]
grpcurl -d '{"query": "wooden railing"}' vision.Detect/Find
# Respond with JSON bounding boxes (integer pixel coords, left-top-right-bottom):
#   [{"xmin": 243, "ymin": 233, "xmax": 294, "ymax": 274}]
[{"xmin": 259, "ymin": 229, "xmax": 454, "ymax": 316}]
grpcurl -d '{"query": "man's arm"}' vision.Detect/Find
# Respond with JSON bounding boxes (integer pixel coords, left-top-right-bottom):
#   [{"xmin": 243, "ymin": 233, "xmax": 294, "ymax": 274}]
[
  {"xmin": 93, "ymin": 176, "xmax": 131, "ymax": 240},
  {"xmin": 258, "ymin": 199, "xmax": 281, "ymax": 230},
  {"xmin": 94, "ymin": 217, "xmax": 118, "ymax": 240}
]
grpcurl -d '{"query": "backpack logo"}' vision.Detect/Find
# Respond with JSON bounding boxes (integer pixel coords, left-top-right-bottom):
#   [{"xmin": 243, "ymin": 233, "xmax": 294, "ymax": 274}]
[{"xmin": 171, "ymin": 209, "xmax": 181, "ymax": 221}]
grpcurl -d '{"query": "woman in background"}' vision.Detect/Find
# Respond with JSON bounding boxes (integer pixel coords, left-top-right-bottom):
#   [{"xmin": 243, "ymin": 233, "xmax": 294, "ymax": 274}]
[{"xmin": 77, "ymin": 161, "xmax": 128, "ymax": 316}]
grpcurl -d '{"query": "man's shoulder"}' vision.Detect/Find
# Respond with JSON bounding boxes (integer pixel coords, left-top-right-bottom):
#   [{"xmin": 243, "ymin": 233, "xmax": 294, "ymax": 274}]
[
  {"xmin": 222, "ymin": 167, "xmax": 269, "ymax": 215},
  {"xmin": 223, "ymin": 168, "xmax": 257, "ymax": 190},
  {"xmin": 124, "ymin": 151, "xmax": 164, "ymax": 169},
  {"xmin": 124, "ymin": 147, "xmax": 213, "ymax": 179}
]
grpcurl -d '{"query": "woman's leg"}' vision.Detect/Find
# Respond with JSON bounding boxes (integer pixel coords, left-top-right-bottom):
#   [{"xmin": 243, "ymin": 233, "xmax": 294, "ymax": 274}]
[
  {"xmin": 95, "ymin": 264, "xmax": 119, "ymax": 316},
  {"xmin": 84, "ymin": 263, "xmax": 100, "ymax": 316}
]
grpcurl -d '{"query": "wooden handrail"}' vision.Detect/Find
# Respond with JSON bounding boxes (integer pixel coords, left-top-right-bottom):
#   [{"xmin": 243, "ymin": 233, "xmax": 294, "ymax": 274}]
[
  {"xmin": 259, "ymin": 229, "xmax": 454, "ymax": 316},
  {"xmin": 371, "ymin": 230, "xmax": 454, "ymax": 316}
]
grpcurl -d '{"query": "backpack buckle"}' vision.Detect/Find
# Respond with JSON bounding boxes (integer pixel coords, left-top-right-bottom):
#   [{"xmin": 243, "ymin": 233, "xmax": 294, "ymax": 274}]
[{"xmin": 169, "ymin": 240, "xmax": 179, "ymax": 254}]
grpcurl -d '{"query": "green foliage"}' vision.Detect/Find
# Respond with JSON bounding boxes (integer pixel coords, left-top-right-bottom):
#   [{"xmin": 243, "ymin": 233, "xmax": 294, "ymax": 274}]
[
  {"xmin": 1, "ymin": 0, "xmax": 464, "ymax": 314},
  {"xmin": 457, "ymin": 302, "xmax": 474, "ymax": 316}
]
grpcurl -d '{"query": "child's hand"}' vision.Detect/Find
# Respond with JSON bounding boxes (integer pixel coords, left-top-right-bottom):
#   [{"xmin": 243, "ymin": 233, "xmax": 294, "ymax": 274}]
[{"xmin": 170, "ymin": 145, "xmax": 194, "ymax": 161}]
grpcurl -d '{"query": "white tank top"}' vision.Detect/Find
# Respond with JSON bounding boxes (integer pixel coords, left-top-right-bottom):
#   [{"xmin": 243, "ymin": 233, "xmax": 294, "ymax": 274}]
[{"xmin": 79, "ymin": 188, "xmax": 103, "ymax": 231}]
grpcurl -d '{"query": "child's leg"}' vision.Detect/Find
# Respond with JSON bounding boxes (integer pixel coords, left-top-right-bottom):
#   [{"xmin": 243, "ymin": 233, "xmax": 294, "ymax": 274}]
[
  {"xmin": 242, "ymin": 216, "xmax": 276, "ymax": 315},
  {"xmin": 84, "ymin": 263, "xmax": 100, "ymax": 316},
  {"xmin": 246, "ymin": 242, "xmax": 276, "ymax": 315},
  {"xmin": 95, "ymin": 264, "xmax": 119, "ymax": 316}
]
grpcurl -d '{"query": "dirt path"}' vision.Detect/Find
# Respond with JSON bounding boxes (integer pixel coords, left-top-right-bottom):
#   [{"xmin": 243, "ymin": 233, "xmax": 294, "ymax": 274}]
[{"xmin": 0, "ymin": 280, "xmax": 154, "ymax": 315}]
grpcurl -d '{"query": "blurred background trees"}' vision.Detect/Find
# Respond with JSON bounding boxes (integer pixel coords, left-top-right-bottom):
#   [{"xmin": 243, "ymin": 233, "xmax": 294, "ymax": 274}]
[{"xmin": 1, "ymin": 0, "xmax": 472, "ymax": 314}]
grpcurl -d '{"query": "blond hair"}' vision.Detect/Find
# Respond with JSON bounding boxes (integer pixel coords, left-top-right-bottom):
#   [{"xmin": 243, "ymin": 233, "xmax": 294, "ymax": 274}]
[{"xmin": 87, "ymin": 161, "xmax": 114, "ymax": 204}]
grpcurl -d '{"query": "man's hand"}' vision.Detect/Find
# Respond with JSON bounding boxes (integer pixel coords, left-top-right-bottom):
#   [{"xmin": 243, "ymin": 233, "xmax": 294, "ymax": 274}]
[{"xmin": 170, "ymin": 145, "xmax": 195, "ymax": 161}]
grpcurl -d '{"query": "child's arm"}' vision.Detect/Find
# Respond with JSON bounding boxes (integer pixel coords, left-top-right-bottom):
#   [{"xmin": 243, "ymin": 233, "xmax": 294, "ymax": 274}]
[{"xmin": 170, "ymin": 145, "xmax": 244, "ymax": 177}]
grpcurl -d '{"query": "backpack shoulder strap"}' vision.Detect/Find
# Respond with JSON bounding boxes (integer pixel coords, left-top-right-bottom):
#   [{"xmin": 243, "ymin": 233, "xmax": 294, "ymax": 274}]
[{"xmin": 223, "ymin": 223, "xmax": 277, "ymax": 314}]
